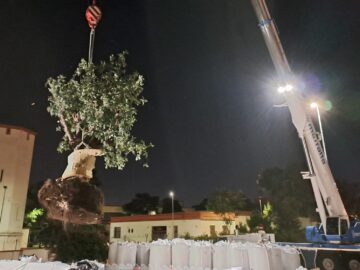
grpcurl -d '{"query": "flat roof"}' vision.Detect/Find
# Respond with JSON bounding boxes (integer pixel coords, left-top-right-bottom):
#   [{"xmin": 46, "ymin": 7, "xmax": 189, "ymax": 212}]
[
  {"xmin": 111, "ymin": 211, "xmax": 251, "ymax": 223},
  {"xmin": 0, "ymin": 124, "xmax": 37, "ymax": 136}
]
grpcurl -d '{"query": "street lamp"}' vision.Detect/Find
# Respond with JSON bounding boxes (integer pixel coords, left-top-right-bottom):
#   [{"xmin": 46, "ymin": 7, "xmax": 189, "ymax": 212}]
[
  {"xmin": 310, "ymin": 102, "xmax": 328, "ymax": 162},
  {"xmin": 258, "ymin": 196, "xmax": 263, "ymax": 213},
  {"xmin": 169, "ymin": 191, "xmax": 174, "ymax": 239}
]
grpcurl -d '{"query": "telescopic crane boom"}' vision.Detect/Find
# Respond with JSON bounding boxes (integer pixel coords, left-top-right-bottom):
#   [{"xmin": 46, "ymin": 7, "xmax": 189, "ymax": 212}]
[{"xmin": 250, "ymin": 0, "xmax": 360, "ymax": 243}]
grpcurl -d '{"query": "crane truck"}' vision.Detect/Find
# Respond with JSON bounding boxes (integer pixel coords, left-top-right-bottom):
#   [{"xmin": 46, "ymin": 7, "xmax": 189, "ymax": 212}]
[{"xmin": 251, "ymin": 0, "xmax": 360, "ymax": 268}]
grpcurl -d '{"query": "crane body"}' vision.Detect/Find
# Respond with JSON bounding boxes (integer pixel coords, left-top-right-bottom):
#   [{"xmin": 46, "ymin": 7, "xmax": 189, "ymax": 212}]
[{"xmin": 251, "ymin": 0, "xmax": 360, "ymax": 245}]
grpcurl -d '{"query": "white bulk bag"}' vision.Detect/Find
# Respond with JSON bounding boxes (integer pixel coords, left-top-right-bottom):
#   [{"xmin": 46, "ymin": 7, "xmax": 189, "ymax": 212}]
[
  {"xmin": 108, "ymin": 242, "xmax": 118, "ymax": 265},
  {"xmin": 247, "ymin": 244, "xmax": 271, "ymax": 270},
  {"xmin": 227, "ymin": 243, "xmax": 250, "ymax": 270},
  {"xmin": 171, "ymin": 239, "xmax": 190, "ymax": 268},
  {"xmin": 116, "ymin": 242, "xmax": 137, "ymax": 267},
  {"xmin": 189, "ymin": 241, "xmax": 212, "ymax": 269},
  {"xmin": 213, "ymin": 241, "xmax": 230, "ymax": 270},
  {"xmin": 0, "ymin": 261, "xmax": 27, "ymax": 270},
  {"xmin": 136, "ymin": 243, "xmax": 150, "ymax": 267},
  {"xmin": 266, "ymin": 245, "xmax": 282, "ymax": 270},
  {"xmin": 281, "ymin": 246, "xmax": 301, "ymax": 270},
  {"xmin": 149, "ymin": 240, "xmax": 171, "ymax": 270},
  {"xmin": 23, "ymin": 262, "xmax": 70, "ymax": 270}
]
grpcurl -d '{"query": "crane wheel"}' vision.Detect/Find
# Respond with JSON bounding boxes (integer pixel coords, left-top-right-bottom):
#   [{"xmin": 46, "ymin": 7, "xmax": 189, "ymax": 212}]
[
  {"xmin": 321, "ymin": 257, "xmax": 335, "ymax": 270},
  {"xmin": 349, "ymin": 259, "xmax": 360, "ymax": 270}
]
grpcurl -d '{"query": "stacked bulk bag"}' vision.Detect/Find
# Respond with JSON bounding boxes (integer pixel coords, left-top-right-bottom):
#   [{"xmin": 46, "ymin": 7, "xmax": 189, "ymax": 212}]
[
  {"xmin": 227, "ymin": 243, "xmax": 250, "ymax": 270},
  {"xmin": 108, "ymin": 242, "xmax": 118, "ymax": 265},
  {"xmin": 149, "ymin": 239, "xmax": 171, "ymax": 270},
  {"xmin": 0, "ymin": 260, "xmax": 27, "ymax": 270},
  {"xmin": 247, "ymin": 243, "xmax": 271, "ymax": 270},
  {"xmin": 213, "ymin": 241, "xmax": 230, "ymax": 270},
  {"xmin": 115, "ymin": 242, "xmax": 137, "ymax": 269},
  {"xmin": 189, "ymin": 241, "xmax": 212, "ymax": 270},
  {"xmin": 171, "ymin": 238, "xmax": 191, "ymax": 270},
  {"xmin": 266, "ymin": 244, "xmax": 282, "ymax": 270},
  {"xmin": 136, "ymin": 243, "xmax": 150, "ymax": 269},
  {"xmin": 281, "ymin": 246, "xmax": 301, "ymax": 270}
]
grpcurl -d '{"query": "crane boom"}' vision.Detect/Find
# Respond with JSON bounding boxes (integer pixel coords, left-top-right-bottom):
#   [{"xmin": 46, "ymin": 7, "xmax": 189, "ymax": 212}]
[{"xmin": 251, "ymin": 0, "xmax": 349, "ymax": 238}]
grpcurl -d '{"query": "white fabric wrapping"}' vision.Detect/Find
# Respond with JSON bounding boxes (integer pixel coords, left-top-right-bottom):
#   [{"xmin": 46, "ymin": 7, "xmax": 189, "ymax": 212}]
[
  {"xmin": 247, "ymin": 244, "xmax": 271, "ymax": 270},
  {"xmin": 137, "ymin": 243, "xmax": 150, "ymax": 266},
  {"xmin": 227, "ymin": 243, "xmax": 250, "ymax": 270},
  {"xmin": 115, "ymin": 242, "xmax": 137, "ymax": 267},
  {"xmin": 108, "ymin": 242, "xmax": 118, "ymax": 265},
  {"xmin": 0, "ymin": 261, "xmax": 27, "ymax": 270},
  {"xmin": 0, "ymin": 261, "xmax": 70, "ymax": 270},
  {"xmin": 149, "ymin": 240, "xmax": 171, "ymax": 270},
  {"xmin": 267, "ymin": 246, "xmax": 282, "ymax": 270},
  {"xmin": 171, "ymin": 239, "xmax": 190, "ymax": 268},
  {"xmin": 23, "ymin": 262, "xmax": 70, "ymax": 270},
  {"xmin": 213, "ymin": 241, "xmax": 229, "ymax": 270},
  {"xmin": 188, "ymin": 241, "xmax": 212, "ymax": 269},
  {"xmin": 281, "ymin": 246, "xmax": 300, "ymax": 270}
]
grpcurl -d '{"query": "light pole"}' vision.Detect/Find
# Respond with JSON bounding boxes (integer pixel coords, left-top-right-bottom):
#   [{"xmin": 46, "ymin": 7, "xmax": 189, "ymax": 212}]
[
  {"xmin": 258, "ymin": 196, "xmax": 263, "ymax": 213},
  {"xmin": 310, "ymin": 102, "xmax": 328, "ymax": 162},
  {"xmin": 169, "ymin": 191, "xmax": 174, "ymax": 239}
]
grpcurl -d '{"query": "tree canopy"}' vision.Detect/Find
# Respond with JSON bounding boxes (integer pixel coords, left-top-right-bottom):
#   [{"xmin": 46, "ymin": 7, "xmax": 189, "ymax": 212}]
[
  {"xmin": 257, "ymin": 166, "xmax": 317, "ymax": 241},
  {"xmin": 123, "ymin": 193, "xmax": 160, "ymax": 215},
  {"xmin": 161, "ymin": 197, "xmax": 183, "ymax": 214},
  {"xmin": 206, "ymin": 190, "xmax": 249, "ymax": 215},
  {"xmin": 47, "ymin": 52, "xmax": 152, "ymax": 170}
]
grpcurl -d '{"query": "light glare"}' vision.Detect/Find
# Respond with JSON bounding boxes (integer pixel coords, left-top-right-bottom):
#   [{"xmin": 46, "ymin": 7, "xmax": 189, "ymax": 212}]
[
  {"xmin": 277, "ymin": 86, "xmax": 285, "ymax": 93},
  {"xmin": 310, "ymin": 102, "xmax": 318, "ymax": 109},
  {"xmin": 285, "ymin": 84, "xmax": 293, "ymax": 91},
  {"xmin": 169, "ymin": 191, "xmax": 174, "ymax": 197}
]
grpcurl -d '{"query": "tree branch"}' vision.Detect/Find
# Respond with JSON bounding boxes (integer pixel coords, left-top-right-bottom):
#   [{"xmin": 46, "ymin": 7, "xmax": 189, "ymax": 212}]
[{"xmin": 59, "ymin": 114, "xmax": 74, "ymax": 143}]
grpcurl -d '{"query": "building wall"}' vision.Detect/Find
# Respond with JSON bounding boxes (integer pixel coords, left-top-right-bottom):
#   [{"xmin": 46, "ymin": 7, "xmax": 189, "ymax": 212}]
[
  {"xmin": 0, "ymin": 125, "xmax": 35, "ymax": 251},
  {"xmin": 110, "ymin": 214, "xmax": 250, "ymax": 243}
]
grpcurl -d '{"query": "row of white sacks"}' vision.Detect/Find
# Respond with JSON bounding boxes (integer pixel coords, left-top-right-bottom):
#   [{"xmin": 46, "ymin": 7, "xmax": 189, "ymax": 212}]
[
  {"xmin": 0, "ymin": 261, "xmax": 71, "ymax": 270},
  {"xmin": 0, "ymin": 258, "xmax": 105, "ymax": 270},
  {"xmin": 108, "ymin": 239, "xmax": 303, "ymax": 270}
]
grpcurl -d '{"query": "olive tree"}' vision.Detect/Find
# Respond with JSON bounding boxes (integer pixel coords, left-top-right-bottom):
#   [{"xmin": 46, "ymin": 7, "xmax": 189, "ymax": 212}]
[{"xmin": 47, "ymin": 52, "xmax": 152, "ymax": 170}]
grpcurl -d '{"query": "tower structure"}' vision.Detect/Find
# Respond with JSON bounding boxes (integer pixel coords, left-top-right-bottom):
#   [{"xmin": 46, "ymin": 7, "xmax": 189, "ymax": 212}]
[{"xmin": 0, "ymin": 124, "xmax": 35, "ymax": 250}]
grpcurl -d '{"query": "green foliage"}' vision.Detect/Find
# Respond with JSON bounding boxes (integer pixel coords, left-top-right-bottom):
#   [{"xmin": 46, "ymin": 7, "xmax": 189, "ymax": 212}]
[
  {"xmin": 55, "ymin": 227, "xmax": 108, "ymax": 263},
  {"xmin": 236, "ymin": 222, "xmax": 248, "ymax": 233},
  {"xmin": 123, "ymin": 193, "xmax": 160, "ymax": 215},
  {"xmin": 338, "ymin": 181, "xmax": 360, "ymax": 217},
  {"xmin": 47, "ymin": 52, "xmax": 152, "ymax": 169},
  {"xmin": 246, "ymin": 210, "xmax": 273, "ymax": 233},
  {"xmin": 179, "ymin": 232, "xmax": 220, "ymax": 242},
  {"xmin": 161, "ymin": 197, "xmax": 183, "ymax": 213},
  {"xmin": 25, "ymin": 208, "xmax": 44, "ymax": 224},
  {"xmin": 257, "ymin": 166, "xmax": 316, "ymax": 241},
  {"xmin": 192, "ymin": 198, "xmax": 208, "ymax": 211},
  {"xmin": 262, "ymin": 202, "xmax": 272, "ymax": 218},
  {"xmin": 206, "ymin": 190, "xmax": 248, "ymax": 215}
]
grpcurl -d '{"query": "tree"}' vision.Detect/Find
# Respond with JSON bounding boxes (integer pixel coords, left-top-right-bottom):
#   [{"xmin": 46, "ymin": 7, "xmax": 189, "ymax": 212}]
[
  {"xmin": 257, "ymin": 166, "xmax": 317, "ymax": 241},
  {"xmin": 47, "ymin": 52, "xmax": 152, "ymax": 170},
  {"xmin": 55, "ymin": 224, "xmax": 108, "ymax": 263},
  {"xmin": 338, "ymin": 180, "xmax": 360, "ymax": 217},
  {"xmin": 161, "ymin": 198, "xmax": 183, "ymax": 213},
  {"xmin": 192, "ymin": 198, "xmax": 208, "ymax": 211},
  {"xmin": 123, "ymin": 193, "xmax": 160, "ymax": 215},
  {"xmin": 206, "ymin": 190, "xmax": 248, "ymax": 215},
  {"xmin": 246, "ymin": 203, "xmax": 273, "ymax": 233},
  {"xmin": 207, "ymin": 189, "xmax": 249, "ymax": 230}
]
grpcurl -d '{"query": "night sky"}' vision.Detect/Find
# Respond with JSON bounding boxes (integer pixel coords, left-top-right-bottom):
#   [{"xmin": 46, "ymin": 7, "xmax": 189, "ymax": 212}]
[{"xmin": 1, "ymin": 0, "xmax": 359, "ymax": 206}]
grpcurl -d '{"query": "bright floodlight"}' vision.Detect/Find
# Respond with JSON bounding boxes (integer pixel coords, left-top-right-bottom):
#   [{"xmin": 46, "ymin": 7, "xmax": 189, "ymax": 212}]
[
  {"xmin": 277, "ymin": 86, "xmax": 285, "ymax": 93},
  {"xmin": 169, "ymin": 191, "xmax": 174, "ymax": 197},
  {"xmin": 285, "ymin": 84, "xmax": 293, "ymax": 91},
  {"xmin": 310, "ymin": 102, "xmax": 318, "ymax": 109}
]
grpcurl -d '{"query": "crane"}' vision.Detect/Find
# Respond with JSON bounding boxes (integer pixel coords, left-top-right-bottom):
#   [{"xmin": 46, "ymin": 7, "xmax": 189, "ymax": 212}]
[{"xmin": 251, "ymin": 0, "xmax": 360, "ymax": 244}]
